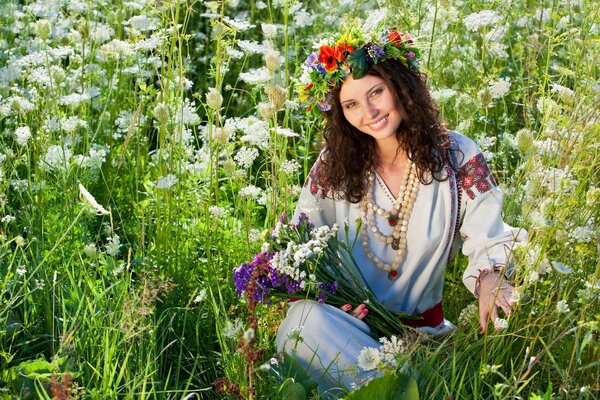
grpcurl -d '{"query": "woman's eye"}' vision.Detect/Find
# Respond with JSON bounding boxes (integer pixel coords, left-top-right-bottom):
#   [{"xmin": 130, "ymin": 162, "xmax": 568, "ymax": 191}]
[
  {"xmin": 370, "ymin": 89, "xmax": 382, "ymax": 97},
  {"xmin": 345, "ymin": 102, "xmax": 356, "ymax": 109}
]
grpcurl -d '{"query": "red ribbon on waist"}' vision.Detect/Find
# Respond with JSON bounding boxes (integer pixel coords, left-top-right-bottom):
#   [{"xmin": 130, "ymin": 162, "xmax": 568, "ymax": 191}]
[{"xmin": 400, "ymin": 302, "xmax": 444, "ymax": 328}]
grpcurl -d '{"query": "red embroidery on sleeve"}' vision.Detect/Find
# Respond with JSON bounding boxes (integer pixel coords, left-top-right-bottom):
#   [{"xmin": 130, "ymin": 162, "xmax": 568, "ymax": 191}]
[
  {"xmin": 303, "ymin": 159, "xmax": 331, "ymax": 199},
  {"xmin": 458, "ymin": 153, "xmax": 497, "ymax": 200}
]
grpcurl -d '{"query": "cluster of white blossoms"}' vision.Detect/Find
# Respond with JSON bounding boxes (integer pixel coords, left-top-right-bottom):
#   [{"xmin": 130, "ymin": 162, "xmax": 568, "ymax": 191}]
[
  {"xmin": 155, "ymin": 174, "xmax": 178, "ymax": 189},
  {"xmin": 488, "ymin": 77, "xmax": 511, "ymax": 99},
  {"xmin": 357, "ymin": 334, "xmax": 407, "ymax": 371},
  {"xmin": 269, "ymin": 224, "xmax": 338, "ymax": 284},
  {"xmin": 280, "ymin": 159, "xmax": 301, "ymax": 175},
  {"xmin": 234, "ymin": 146, "xmax": 259, "ymax": 169},
  {"xmin": 463, "ymin": 10, "xmax": 502, "ymax": 32}
]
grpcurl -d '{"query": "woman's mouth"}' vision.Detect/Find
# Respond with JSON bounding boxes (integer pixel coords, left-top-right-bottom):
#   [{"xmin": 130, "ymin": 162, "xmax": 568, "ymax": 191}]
[{"xmin": 368, "ymin": 115, "xmax": 388, "ymax": 130}]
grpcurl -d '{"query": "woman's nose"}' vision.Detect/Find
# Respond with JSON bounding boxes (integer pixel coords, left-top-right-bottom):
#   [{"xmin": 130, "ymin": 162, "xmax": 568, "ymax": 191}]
[{"xmin": 364, "ymin": 101, "xmax": 379, "ymax": 119}]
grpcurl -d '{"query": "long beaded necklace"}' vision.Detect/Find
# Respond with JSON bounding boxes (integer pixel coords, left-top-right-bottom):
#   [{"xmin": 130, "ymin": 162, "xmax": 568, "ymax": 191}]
[{"xmin": 359, "ymin": 161, "xmax": 419, "ymax": 280}]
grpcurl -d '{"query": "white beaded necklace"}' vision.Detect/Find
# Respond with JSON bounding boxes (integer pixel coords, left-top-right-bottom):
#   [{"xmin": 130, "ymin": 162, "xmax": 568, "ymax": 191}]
[{"xmin": 359, "ymin": 161, "xmax": 419, "ymax": 280}]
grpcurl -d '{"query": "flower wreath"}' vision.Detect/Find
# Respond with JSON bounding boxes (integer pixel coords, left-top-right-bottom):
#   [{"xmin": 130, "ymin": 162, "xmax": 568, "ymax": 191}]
[{"xmin": 297, "ymin": 24, "xmax": 421, "ymax": 116}]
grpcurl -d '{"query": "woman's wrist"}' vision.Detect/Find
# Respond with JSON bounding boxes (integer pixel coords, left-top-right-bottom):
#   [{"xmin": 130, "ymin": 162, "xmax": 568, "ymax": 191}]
[{"xmin": 474, "ymin": 264, "xmax": 507, "ymax": 299}]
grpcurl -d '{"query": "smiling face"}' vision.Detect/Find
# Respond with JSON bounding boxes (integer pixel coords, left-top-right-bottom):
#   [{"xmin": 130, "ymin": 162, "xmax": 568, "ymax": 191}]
[{"xmin": 339, "ymin": 74, "xmax": 403, "ymax": 144}]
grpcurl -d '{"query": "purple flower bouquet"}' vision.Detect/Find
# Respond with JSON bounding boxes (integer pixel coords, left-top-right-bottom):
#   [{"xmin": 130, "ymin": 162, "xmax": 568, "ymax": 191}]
[{"xmin": 233, "ymin": 212, "xmax": 414, "ymax": 339}]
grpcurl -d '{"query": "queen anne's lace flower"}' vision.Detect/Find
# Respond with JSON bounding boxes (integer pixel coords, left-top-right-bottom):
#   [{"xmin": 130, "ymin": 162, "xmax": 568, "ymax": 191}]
[{"xmin": 357, "ymin": 347, "xmax": 381, "ymax": 371}]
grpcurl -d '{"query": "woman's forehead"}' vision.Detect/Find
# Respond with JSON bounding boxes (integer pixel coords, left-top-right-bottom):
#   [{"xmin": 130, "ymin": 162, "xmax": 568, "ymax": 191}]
[{"xmin": 339, "ymin": 75, "xmax": 386, "ymax": 100}]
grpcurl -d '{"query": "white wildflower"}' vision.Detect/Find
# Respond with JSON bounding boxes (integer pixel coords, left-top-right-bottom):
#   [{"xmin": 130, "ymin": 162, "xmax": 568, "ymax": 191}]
[
  {"xmin": 59, "ymin": 93, "xmax": 90, "ymax": 107},
  {"xmin": 112, "ymin": 263, "xmax": 126, "ymax": 276},
  {"xmin": 234, "ymin": 146, "xmax": 259, "ymax": 169},
  {"xmin": 276, "ymin": 127, "xmax": 299, "ymax": 137},
  {"xmin": 378, "ymin": 335, "xmax": 406, "ymax": 367},
  {"xmin": 194, "ymin": 289, "xmax": 207, "ymax": 303},
  {"xmin": 16, "ymin": 266, "xmax": 27, "ymax": 276},
  {"xmin": 14, "ymin": 126, "xmax": 31, "ymax": 146},
  {"xmin": 295, "ymin": 9, "xmax": 314, "ymax": 27},
  {"xmin": 281, "ymin": 159, "xmax": 300, "ymax": 175},
  {"xmin": 41, "ymin": 145, "xmax": 72, "ymax": 171},
  {"xmin": 556, "ymin": 300, "xmax": 570, "ymax": 314},
  {"xmin": 239, "ymin": 185, "xmax": 263, "ymax": 198},
  {"xmin": 125, "ymin": 15, "xmax": 160, "ymax": 31},
  {"xmin": 239, "ymin": 67, "xmax": 271, "ymax": 85},
  {"xmin": 237, "ymin": 39, "xmax": 266, "ymax": 54},
  {"xmin": 286, "ymin": 325, "xmax": 304, "ymax": 342},
  {"xmin": 362, "ymin": 8, "xmax": 388, "ymax": 33},
  {"xmin": 79, "ymin": 183, "xmax": 110, "ymax": 215},
  {"xmin": 550, "ymin": 83, "xmax": 576, "ymax": 106},
  {"xmin": 105, "ymin": 235, "xmax": 121, "ymax": 257},
  {"xmin": 458, "ymin": 303, "xmax": 479, "ymax": 326},
  {"xmin": 155, "ymin": 174, "xmax": 178, "ymax": 189},
  {"xmin": 223, "ymin": 16, "xmax": 254, "ymax": 31},
  {"xmin": 568, "ymin": 226, "xmax": 593, "ymax": 243},
  {"xmin": 208, "ymin": 206, "xmax": 228, "ymax": 219},
  {"xmin": 248, "ymin": 229, "xmax": 261, "ymax": 243},
  {"xmin": 357, "ymin": 347, "xmax": 381, "ymax": 371},
  {"xmin": 223, "ymin": 319, "xmax": 244, "ymax": 338},
  {"xmin": 1, "ymin": 215, "xmax": 15, "ymax": 223},
  {"xmin": 494, "ymin": 317, "xmax": 508, "ymax": 330},
  {"xmin": 463, "ymin": 10, "xmax": 502, "ymax": 32},
  {"xmin": 284, "ymin": 100, "xmax": 300, "ymax": 110},
  {"xmin": 488, "ymin": 77, "xmax": 511, "ymax": 99},
  {"xmin": 431, "ymin": 88, "xmax": 457, "ymax": 102},
  {"xmin": 261, "ymin": 23, "xmax": 277, "ymax": 39}
]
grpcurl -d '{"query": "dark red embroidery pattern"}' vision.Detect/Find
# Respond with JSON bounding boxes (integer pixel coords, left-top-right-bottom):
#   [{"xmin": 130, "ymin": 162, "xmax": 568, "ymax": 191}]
[
  {"xmin": 457, "ymin": 153, "xmax": 497, "ymax": 200},
  {"xmin": 304, "ymin": 159, "xmax": 331, "ymax": 199}
]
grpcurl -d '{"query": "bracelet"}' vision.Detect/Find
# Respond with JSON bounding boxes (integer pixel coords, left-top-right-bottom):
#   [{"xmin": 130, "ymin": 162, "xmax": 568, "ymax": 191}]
[{"xmin": 474, "ymin": 264, "xmax": 506, "ymax": 299}]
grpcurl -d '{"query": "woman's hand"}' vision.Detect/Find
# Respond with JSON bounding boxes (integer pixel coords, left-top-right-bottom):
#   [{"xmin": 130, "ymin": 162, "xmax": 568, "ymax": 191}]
[
  {"xmin": 341, "ymin": 303, "xmax": 368, "ymax": 320},
  {"xmin": 477, "ymin": 271, "xmax": 515, "ymax": 333}
]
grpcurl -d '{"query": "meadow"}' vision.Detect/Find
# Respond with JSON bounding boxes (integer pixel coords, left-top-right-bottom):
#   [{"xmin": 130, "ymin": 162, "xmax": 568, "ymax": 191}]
[{"xmin": 0, "ymin": 0, "xmax": 598, "ymax": 398}]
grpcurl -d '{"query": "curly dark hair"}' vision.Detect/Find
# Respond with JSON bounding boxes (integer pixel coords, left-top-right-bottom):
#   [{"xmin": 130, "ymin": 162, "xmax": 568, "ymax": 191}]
[{"xmin": 318, "ymin": 59, "xmax": 457, "ymax": 203}]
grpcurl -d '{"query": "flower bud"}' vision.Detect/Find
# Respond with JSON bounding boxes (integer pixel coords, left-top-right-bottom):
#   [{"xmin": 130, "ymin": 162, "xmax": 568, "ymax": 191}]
[
  {"xmin": 264, "ymin": 49, "xmax": 280, "ymax": 73},
  {"xmin": 515, "ymin": 128, "xmax": 534, "ymax": 153},
  {"xmin": 153, "ymin": 102, "xmax": 169, "ymax": 125},
  {"xmin": 205, "ymin": 87, "xmax": 223, "ymax": 111},
  {"xmin": 264, "ymin": 85, "xmax": 287, "ymax": 111},
  {"xmin": 258, "ymin": 102, "xmax": 276, "ymax": 120},
  {"xmin": 36, "ymin": 19, "xmax": 51, "ymax": 40}
]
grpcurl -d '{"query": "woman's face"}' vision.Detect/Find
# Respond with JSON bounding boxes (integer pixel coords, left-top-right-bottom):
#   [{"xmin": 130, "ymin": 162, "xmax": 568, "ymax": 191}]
[{"xmin": 339, "ymin": 74, "xmax": 402, "ymax": 143}]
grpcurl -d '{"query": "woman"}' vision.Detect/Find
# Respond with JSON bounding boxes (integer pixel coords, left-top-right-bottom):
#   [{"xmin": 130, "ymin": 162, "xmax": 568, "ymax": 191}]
[{"xmin": 276, "ymin": 25, "xmax": 525, "ymax": 396}]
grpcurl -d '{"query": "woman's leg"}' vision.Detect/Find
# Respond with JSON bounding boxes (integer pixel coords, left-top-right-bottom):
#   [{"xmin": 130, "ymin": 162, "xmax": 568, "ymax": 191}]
[{"xmin": 276, "ymin": 300, "xmax": 380, "ymax": 397}]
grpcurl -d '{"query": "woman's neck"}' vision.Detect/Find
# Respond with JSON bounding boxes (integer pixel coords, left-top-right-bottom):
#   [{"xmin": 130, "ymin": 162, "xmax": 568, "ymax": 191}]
[{"xmin": 375, "ymin": 138, "xmax": 408, "ymax": 170}]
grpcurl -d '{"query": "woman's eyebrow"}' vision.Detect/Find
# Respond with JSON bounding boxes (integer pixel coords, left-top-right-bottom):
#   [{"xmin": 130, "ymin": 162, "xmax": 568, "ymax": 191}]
[{"xmin": 340, "ymin": 84, "xmax": 385, "ymax": 104}]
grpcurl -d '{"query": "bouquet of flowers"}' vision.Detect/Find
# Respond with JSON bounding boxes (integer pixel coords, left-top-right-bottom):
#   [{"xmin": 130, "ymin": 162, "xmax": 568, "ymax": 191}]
[{"xmin": 233, "ymin": 212, "xmax": 416, "ymax": 339}]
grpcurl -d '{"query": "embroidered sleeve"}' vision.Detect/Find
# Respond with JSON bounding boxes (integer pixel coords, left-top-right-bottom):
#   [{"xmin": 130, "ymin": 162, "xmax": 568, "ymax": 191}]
[
  {"xmin": 457, "ymin": 153, "xmax": 497, "ymax": 200},
  {"xmin": 304, "ymin": 158, "xmax": 331, "ymax": 199},
  {"xmin": 451, "ymin": 133, "xmax": 527, "ymax": 296}
]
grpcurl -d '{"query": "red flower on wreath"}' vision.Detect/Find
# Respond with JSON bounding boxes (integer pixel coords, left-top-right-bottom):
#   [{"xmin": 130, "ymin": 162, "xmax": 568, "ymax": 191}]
[
  {"xmin": 388, "ymin": 30, "xmax": 403, "ymax": 44},
  {"xmin": 335, "ymin": 43, "xmax": 354, "ymax": 61},
  {"xmin": 319, "ymin": 45, "xmax": 339, "ymax": 71}
]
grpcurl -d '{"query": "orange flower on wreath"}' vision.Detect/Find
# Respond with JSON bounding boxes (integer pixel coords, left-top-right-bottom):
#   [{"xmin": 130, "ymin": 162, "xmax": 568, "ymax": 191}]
[
  {"xmin": 388, "ymin": 30, "xmax": 403, "ymax": 46},
  {"xmin": 334, "ymin": 43, "xmax": 354, "ymax": 62},
  {"xmin": 319, "ymin": 45, "xmax": 339, "ymax": 71}
]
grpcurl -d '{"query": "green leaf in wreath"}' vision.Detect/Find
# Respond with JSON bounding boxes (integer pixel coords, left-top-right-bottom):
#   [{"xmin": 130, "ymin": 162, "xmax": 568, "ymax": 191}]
[
  {"xmin": 343, "ymin": 373, "xmax": 419, "ymax": 400},
  {"xmin": 347, "ymin": 48, "xmax": 368, "ymax": 79}
]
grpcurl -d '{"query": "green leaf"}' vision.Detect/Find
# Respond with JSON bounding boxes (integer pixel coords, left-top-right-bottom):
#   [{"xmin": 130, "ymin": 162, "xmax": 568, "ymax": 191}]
[
  {"xmin": 343, "ymin": 374, "xmax": 419, "ymax": 400},
  {"xmin": 347, "ymin": 48, "xmax": 368, "ymax": 79}
]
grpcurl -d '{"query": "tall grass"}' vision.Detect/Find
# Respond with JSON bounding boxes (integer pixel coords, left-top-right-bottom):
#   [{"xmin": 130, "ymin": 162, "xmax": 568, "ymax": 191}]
[{"xmin": 0, "ymin": 0, "xmax": 597, "ymax": 398}]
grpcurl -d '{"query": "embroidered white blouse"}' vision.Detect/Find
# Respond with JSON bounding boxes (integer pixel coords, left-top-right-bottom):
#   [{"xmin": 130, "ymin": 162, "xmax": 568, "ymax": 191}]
[{"xmin": 293, "ymin": 132, "xmax": 526, "ymax": 316}]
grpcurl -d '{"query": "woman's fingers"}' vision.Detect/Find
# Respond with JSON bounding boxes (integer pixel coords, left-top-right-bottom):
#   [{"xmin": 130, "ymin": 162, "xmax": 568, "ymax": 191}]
[
  {"xmin": 352, "ymin": 304, "xmax": 368, "ymax": 319},
  {"xmin": 340, "ymin": 304, "xmax": 352, "ymax": 312}
]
